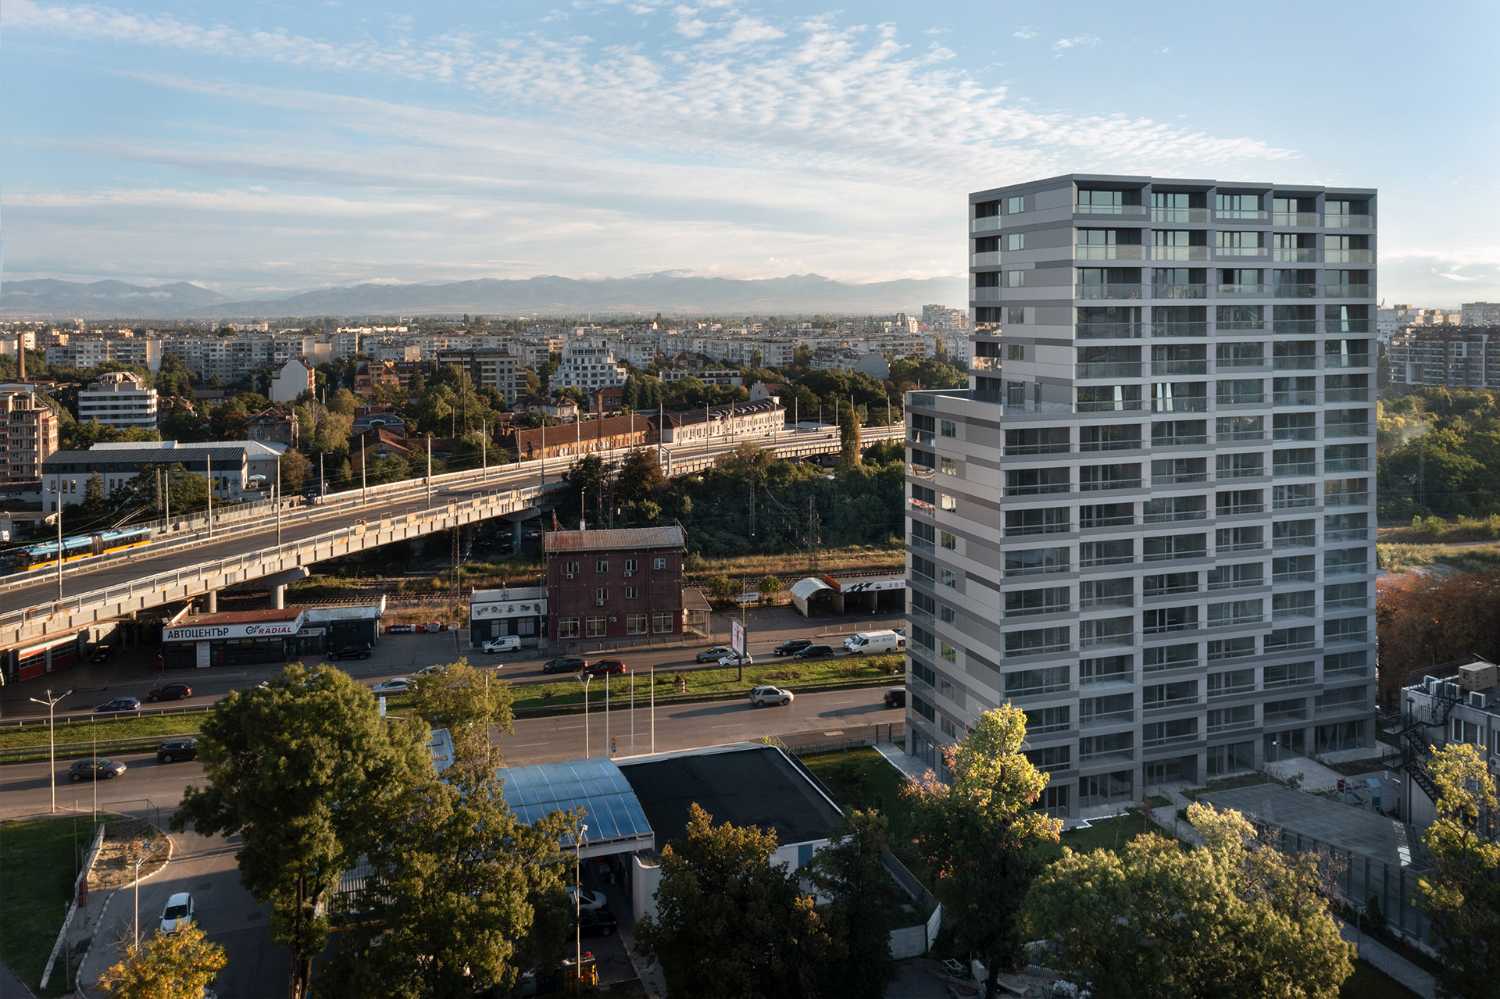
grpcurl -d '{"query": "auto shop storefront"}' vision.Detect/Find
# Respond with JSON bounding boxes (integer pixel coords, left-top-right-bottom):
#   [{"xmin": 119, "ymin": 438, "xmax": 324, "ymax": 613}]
[{"xmin": 162, "ymin": 609, "xmax": 305, "ymax": 669}]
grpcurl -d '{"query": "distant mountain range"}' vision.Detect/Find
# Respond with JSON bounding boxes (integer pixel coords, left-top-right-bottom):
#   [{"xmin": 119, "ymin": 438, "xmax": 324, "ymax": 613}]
[{"xmin": 0, "ymin": 273, "xmax": 968, "ymax": 319}]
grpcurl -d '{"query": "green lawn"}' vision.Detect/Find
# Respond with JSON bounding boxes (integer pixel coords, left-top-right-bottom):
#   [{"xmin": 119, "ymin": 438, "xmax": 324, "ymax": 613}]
[
  {"xmin": 0, "ymin": 712, "xmax": 204, "ymax": 759},
  {"xmin": 797, "ymin": 746, "xmax": 928, "ymax": 882},
  {"xmin": 1053, "ymin": 811, "xmax": 1155, "ymax": 857},
  {"xmin": 1341, "ymin": 960, "xmax": 1419, "ymax": 999},
  {"xmin": 0, "ymin": 816, "xmax": 89, "ymax": 994}
]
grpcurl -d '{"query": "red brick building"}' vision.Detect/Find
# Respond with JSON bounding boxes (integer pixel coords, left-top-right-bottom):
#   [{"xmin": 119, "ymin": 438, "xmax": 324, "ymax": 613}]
[{"xmin": 544, "ymin": 526, "xmax": 685, "ymax": 645}]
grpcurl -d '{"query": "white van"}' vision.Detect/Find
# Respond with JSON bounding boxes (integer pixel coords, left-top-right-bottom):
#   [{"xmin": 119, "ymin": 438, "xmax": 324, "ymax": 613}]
[{"xmin": 843, "ymin": 630, "xmax": 906, "ymax": 655}]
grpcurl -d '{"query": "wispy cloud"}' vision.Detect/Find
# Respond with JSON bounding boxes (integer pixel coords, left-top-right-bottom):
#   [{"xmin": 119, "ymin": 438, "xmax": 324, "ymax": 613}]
[
  {"xmin": 5, "ymin": 0, "xmax": 1312, "ymax": 290},
  {"xmin": 1012, "ymin": 26, "xmax": 1038, "ymax": 40},
  {"xmin": 1052, "ymin": 33, "xmax": 1101, "ymax": 53}
]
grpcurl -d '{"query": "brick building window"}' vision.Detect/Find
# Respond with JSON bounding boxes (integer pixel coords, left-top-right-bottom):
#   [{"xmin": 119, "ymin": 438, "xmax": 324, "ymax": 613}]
[
  {"xmin": 564, "ymin": 560, "xmax": 579, "ymax": 578},
  {"xmin": 624, "ymin": 585, "xmax": 639, "ymax": 600},
  {"xmin": 558, "ymin": 617, "xmax": 580, "ymax": 639},
  {"xmin": 652, "ymin": 612, "xmax": 673, "ymax": 634},
  {"xmin": 654, "ymin": 557, "xmax": 667, "ymax": 570},
  {"xmin": 596, "ymin": 559, "xmax": 609, "ymax": 574},
  {"xmin": 626, "ymin": 614, "xmax": 647, "ymax": 635},
  {"xmin": 587, "ymin": 616, "xmax": 607, "ymax": 637},
  {"xmin": 624, "ymin": 558, "xmax": 638, "ymax": 576},
  {"xmin": 594, "ymin": 587, "xmax": 608, "ymax": 607}
]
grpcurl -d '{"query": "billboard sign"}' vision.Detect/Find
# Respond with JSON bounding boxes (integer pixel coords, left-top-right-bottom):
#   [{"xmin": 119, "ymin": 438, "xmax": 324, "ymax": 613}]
[{"xmin": 730, "ymin": 618, "xmax": 746, "ymax": 657}]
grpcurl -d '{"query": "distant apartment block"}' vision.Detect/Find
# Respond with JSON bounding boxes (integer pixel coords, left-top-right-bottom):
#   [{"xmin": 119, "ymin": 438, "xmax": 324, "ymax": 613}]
[
  {"xmin": 0, "ymin": 388, "xmax": 58, "ymax": 482},
  {"xmin": 1388, "ymin": 326, "xmax": 1500, "ymax": 389},
  {"xmin": 77, "ymin": 371, "xmax": 158, "ymax": 429},
  {"xmin": 905, "ymin": 174, "xmax": 1377, "ymax": 819},
  {"xmin": 922, "ymin": 304, "xmax": 969, "ymax": 332},
  {"xmin": 660, "ymin": 368, "xmax": 743, "ymax": 388},
  {"xmin": 268, "ymin": 358, "xmax": 315, "ymax": 404},
  {"xmin": 1462, "ymin": 302, "xmax": 1500, "ymax": 327},
  {"xmin": 437, "ymin": 350, "xmax": 526, "ymax": 403},
  {"xmin": 554, "ymin": 338, "xmax": 628, "ymax": 392}
]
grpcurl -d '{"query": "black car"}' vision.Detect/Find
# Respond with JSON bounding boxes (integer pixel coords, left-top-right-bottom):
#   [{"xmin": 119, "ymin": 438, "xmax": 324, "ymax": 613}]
[
  {"xmin": 88, "ymin": 645, "xmax": 113, "ymax": 663},
  {"xmin": 578, "ymin": 909, "xmax": 618, "ymax": 937},
  {"xmin": 330, "ymin": 644, "xmax": 372, "ymax": 661},
  {"xmin": 146, "ymin": 683, "xmax": 192, "ymax": 702},
  {"xmin": 795, "ymin": 644, "xmax": 834, "ymax": 660},
  {"xmin": 95, "ymin": 697, "xmax": 141, "ymax": 714},
  {"xmin": 883, "ymin": 687, "xmax": 907, "ymax": 708},
  {"xmin": 68, "ymin": 759, "xmax": 126, "ymax": 782},
  {"xmin": 157, "ymin": 738, "xmax": 198, "ymax": 764},
  {"xmin": 773, "ymin": 639, "xmax": 813, "ymax": 657},
  {"xmin": 543, "ymin": 656, "xmax": 587, "ymax": 675}
]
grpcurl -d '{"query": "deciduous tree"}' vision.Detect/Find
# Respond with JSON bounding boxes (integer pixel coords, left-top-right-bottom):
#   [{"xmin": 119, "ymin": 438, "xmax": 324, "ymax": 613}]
[
  {"xmin": 1026, "ymin": 802, "xmax": 1354, "ymax": 999},
  {"xmin": 636, "ymin": 803, "xmax": 831, "ymax": 999},
  {"xmin": 903, "ymin": 706, "xmax": 1061, "ymax": 998},
  {"xmin": 1419, "ymin": 742, "xmax": 1500, "ymax": 999},
  {"xmin": 321, "ymin": 770, "xmax": 572, "ymax": 999},
  {"xmin": 807, "ymin": 809, "xmax": 901, "ymax": 999},
  {"xmin": 173, "ymin": 664, "xmax": 431, "ymax": 999},
  {"xmin": 1376, "ymin": 571, "xmax": 1500, "ymax": 705},
  {"xmin": 98, "ymin": 923, "xmax": 227, "ymax": 999},
  {"xmin": 407, "ymin": 658, "xmax": 514, "ymax": 772}
]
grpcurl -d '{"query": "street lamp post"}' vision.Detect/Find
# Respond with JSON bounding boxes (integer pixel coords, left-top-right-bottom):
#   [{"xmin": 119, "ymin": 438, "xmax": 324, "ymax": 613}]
[
  {"xmin": 133, "ymin": 854, "xmax": 143, "ymax": 948},
  {"xmin": 582, "ymin": 675, "xmax": 593, "ymax": 758},
  {"xmin": 574, "ymin": 821, "xmax": 589, "ymax": 985},
  {"xmin": 28, "ymin": 688, "xmax": 71, "ymax": 813},
  {"xmin": 53, "ymin": 492, "xmax": 63, "ymax": 602},
  {"xmin": 275, "ymin": 456, "xmax": 283, "ymax": 546}
]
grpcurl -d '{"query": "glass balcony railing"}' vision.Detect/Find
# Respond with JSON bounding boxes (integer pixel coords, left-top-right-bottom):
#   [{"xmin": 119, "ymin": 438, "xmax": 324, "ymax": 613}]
[
  {"xmin": 1325, "ymin": 284, "xmax": 1373, "ymax": 298},
  {"xmin": 1076, "ymin": 245, "xmax": 1145, "ymax": 261},
  {"xmin": 1215, "ymin": 321, "xmax": 1267, "ymax": 332},
  {"xmin": 1152, "ymin": 321, "xmax": 1209, "ymax": 337},
  {"xmin": 1076, "ymin": 362, "xmax": 1143, "ymax": 379},
  {"xmin": 1152, "ymin": 283, "xmax": 1208, "ymax": 300},
  {"xmin": 1216, "ymin": 503, "xmax": 1265, "ymax": 516},
  {"xmin": 972, "ymin": 215, "xmax": 1003, "ymax": 233},
  {"xmin": 1323, "ymin": 388, "xmax": 1369, "ymax": 403},
  {"xmin": 1271, "ymin": 357, "xmax": 1318, "ymax": 371},
  {"xmin": 1325, "ymin": 249, "xmax": 1374, "ymax": 264},
  {"xmin": 1079, "ymin": 438, "xmax": 1143, "ymax": 452},
  {"xmin": 1076, "ymin": 203, "xmax": 1148, "ymax": 217},
  {"xmin": 1326, "ymin": 490, "xmax": 1370, "ymax": 507},
  {"xmin": 1152, "ymin": 360, "xmax": 1208, "ymax": 375},
  {"xmin": 1272, "ymin": 212, "xmax": 1320, "ymax": 227},
  {"xmin": 970, "ymin": 250, "xmax": 1003, "ymax": 267},
  {"xmin": 1153, "ymin": 434, "xmax": 1210, "ymax": 446},
  {"xmin": 1215, "ymin": 244, "xmax": 1268, "ymax": 257},
  {"xmin": 1079, "ymin": 477, "xmax": 1144, "ymax": 492},
  {"xmin": 1325, "ymin": 424, "xmax": 1372, "ymax": 438},
  {"xmin": 1324, "ymin": 528, "xmax": 1369, "ymax": 543},
  {"xmin": 1076, "ymin": 399, "xmax": 1147, "ymax": 413},
  {"xmin": 1219, "ymin": 395, "xmax": 1266, "ymax": 408},
  {"xmin": 1218, "ymin": 283, "xmax": 1268, "ymax": 296},
  {"xmin": 1325, "ymin": 214, "xmax": 1373, "ymax": 229},
  {"xmin": 1273, "ymin": 462, "xmax": 1318, "ymax": 477},
  {"xmin": 1272, "ymin": 319, "xmax": 1319, "ymax": 334},
  {"xmin": 1076, "ymin": 322, "xmax": 1144, "ymax": 339},
  {"xmin": 1216, "ymin": 209, "xmax": 1269, "ymax": 222},
  {"xmin": 1216, "ymin": 357, "xmax": 1268, "ymax": 370},
  {"xmin": 1152, "ymin": 398, "xmax": 1209, "ymax": 413},
  {"xmin": 1324, "ymin": 354, "xmax": 1371, "ymax": 369},
  {"xmin": 1272, "ymin": 427, "xmax": 1318, "ymax": 441},
  {"xmin": 1272, "ymin": 283, "xmax": 1318, "ymax": 298},
  {"xmin": 1272, "ymin": 248, "xmax": 1319, "ymax": 263},
  {"xmin": 1077, "ymin": 283, "xmax": 1145, "ymax": 300},
  {"xmin": 973, "ymin": 287, "xmax": 1004, "ymax": 302},
  {"xmin": 1151, "ymin": 246, "xmax": 1210, "ymax": 261},
  {"xmin": 1151, "ymin": 207, "xmax": 1211, "ymax": 224}
]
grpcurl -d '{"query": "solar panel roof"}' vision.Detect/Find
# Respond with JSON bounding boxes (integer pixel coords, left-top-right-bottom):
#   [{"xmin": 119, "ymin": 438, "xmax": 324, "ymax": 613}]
[{"xmin": 499, "ymin": 758, "xmax": 654, "ymax": 848}]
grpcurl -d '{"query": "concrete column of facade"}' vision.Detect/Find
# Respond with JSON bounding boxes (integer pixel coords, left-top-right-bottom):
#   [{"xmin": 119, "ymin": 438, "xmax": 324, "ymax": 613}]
[
  {"xmin": 272, "ymin": 584, "xmax": 286, "ymax": 610},
  {"xmin": 206, "ymin": 590, "xmax": 217, "ymax": 613}
]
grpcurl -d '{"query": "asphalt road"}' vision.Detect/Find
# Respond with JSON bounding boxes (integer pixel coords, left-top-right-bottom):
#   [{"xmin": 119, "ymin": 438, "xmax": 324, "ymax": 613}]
[
  {"xmin": 0, "ymin": 607, "xmax": 905, "ymax": 721},
  {"xmin": 0, "ymin": 686, "xmax": 903, "ymax": 820}
]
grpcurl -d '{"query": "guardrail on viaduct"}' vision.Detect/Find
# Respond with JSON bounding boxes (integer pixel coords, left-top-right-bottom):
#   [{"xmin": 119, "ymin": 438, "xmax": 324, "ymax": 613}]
[{"xmin": 0, "ymin": 423, "xmax": 906, "ymax": 649}]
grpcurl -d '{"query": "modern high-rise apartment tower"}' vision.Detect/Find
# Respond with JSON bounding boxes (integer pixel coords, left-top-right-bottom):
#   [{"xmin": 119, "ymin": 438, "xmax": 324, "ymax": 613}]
[{"xmin": 904, "ymin": 175, "xmax": 1377, "ymax": 818}]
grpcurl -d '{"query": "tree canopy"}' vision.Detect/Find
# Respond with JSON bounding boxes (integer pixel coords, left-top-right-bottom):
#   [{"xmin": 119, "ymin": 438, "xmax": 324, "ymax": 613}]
[
  {"xmin": 98, "ymin": 923, "xmax": 227, "ymax": 999},
  {"xmin": 1026, "ymin": 802, "xmax": 1354, "ymax": 999},
  {"xmin": 1418, "ymin": 742, "xmax": 1500, "ymax": 999},
  {"xmin": 635, "ymin": 803, "xmax": 831, "ymax": 999},
  {"xmin": 903, "ymin": 706, "xmax": 1061, "ymax": 997}
]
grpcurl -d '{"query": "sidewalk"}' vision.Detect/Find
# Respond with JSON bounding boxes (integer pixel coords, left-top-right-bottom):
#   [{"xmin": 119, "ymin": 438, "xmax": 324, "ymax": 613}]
[
  {"xmin": 872, "ymin": 741, "xmax": 928, "ymax": 782},
  {"xmin": 0, "ymin": 960, "xmax": 36, "ymax": 999}
]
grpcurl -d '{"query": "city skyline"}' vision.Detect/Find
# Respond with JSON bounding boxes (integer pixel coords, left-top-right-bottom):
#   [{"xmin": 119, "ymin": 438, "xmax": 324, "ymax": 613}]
[{"xmin": 3, "ymin": 0, "xmax": 1497, "ymax": 303}]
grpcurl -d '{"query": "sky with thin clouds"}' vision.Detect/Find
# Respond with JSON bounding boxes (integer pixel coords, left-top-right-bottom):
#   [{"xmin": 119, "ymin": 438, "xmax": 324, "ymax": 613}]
[{"xmin": 2, "ymin": 0, "xmax": 1497, "ymax": 305}]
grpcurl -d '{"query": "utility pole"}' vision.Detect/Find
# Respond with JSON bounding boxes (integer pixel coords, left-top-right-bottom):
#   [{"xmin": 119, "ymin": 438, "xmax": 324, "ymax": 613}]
[
  {"xmin": 133, "ymin": 854, "xmax": 143, "ymax": 948},
  {"xmin": 275, "ymin": 456, "xmax": 283, "ymax": 546},
  {"xmin": 54, "ymin": 490, "xmax": 63, "ymax": 602},
  {"xmin": 319, "ymin": 451, "xmax": 325, "ymax": 497},
  {"xmin": 361, "ymin": 440, "xmax": 368, "ymax": 502},
  {"xmin": 574, "ymin": 822, "xmax": 588, "ymax": 986},
  {"xmin": 605, "ymin": 671, "xmax": 611, "ymax": 757},
  {"xmin": 426, "ymin": 434, "xmax": 433, "ymax": 508},
  {"xmin": 650, "ymin": 661, "xmax": 655, "ymax": 753},
  {"xmin": 582, "ymin": 675, "xmax": 592, "ymax": 758},
  {"xmin": 164, "ymin": 468, "xmax": 170, "ymax": 525},
  {"xmin": 481, "ymin": 420, "xmax": 487, "ymax": 480},
  {"xmin": 205, "ymin": 452, "xmax": 213, "ymax": 538},
  {"xmin": 29, "ymin": 688, "xmax": 71, "ymax": 813},
  {"xmin": 541, "ymin": 422, "xmax": 547, "ymax": 487}
]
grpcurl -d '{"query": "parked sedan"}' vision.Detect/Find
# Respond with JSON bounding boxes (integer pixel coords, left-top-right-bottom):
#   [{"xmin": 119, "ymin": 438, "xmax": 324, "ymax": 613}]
[
  {"xmin": 567, "ymin": 887, "xmax": 608, "ymax": 913},
  {"xmin": 160, "ymin": 892, "xmax": 195, "ymax": 934},
  {"xmin": 696, "ymin": 646, "xmax": 732, "ymax": 663},
  {"xmin": 749, "ymin": 685, "xmax": 794, "ymax": 708},
  {"xmin": 794, "ymin": 644, "xmax": 834, "ymax": 660},
  {"xmin": 146, "ymin": 683, "xmax": 192, "ymax": 702},
  {"xmin": 68, "ymin": 759, "xmax": 127, "ymax": 782},
  {"xmin": 718, "ymin": 653, "xmax": 754, "ymax": 668},
  {"xmin": 372, "ymin": 678, "xmax": 412, "ymax": 696},
  {"xmin": 157, "ymin": 738, "xmax": 198, "ymax": 764},
  {"xmin": 330, "ymin": 644, "xmax": 372, "ymax": 661},
  {"xmin": 580, "ymin": 660, "xmax": 627, "ymax": 678},
  {"xmin": 773, "ymin": 638, "xmax": 813, "ymax": 657},
  {"xmin": 95, "ymin": 697, "xmax": 141, "ymax": 714},
  {"xmin": 543, "ymin": 656, "xmax": 587, "ymax": 675}
]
